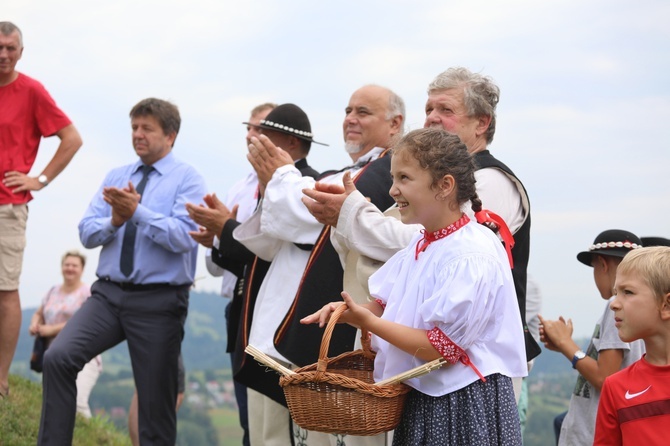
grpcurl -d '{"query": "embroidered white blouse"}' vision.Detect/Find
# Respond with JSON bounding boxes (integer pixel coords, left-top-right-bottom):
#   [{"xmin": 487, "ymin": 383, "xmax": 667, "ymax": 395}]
[{"xmin": 369, "ymin": 220, "xmax": 527, "ymax": 397}]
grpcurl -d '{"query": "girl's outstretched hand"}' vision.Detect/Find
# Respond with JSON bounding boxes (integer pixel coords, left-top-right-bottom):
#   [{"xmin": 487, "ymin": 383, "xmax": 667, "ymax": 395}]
[
  {"xmin": 337, "ymin": 291, "xmax": 374, "ymax": 329},
  {"xmin": 300, "ymin": 300, "xmax": 346, "ymax": 328},
  {"xmin": 300, "ymin": 291, "xmax": 374, "ymax": 329}
]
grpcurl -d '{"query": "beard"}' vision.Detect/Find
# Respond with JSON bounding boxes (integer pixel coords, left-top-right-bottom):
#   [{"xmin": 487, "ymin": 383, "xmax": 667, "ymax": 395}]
[{"xmin": 344, "ymin": 141, "xmax": 363, "ymax": 154}]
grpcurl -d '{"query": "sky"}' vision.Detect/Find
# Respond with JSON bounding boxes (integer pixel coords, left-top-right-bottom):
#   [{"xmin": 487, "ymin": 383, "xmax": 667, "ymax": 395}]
[{"xmin": 4, "ymin": 0, "xmax": 670, "ymax": 338}]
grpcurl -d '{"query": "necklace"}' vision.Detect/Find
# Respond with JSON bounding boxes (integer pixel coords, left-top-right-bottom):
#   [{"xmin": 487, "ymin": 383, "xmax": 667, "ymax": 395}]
[{"xmin": 415, "ymin": 214, "xmax": 470, "ymax": 260}]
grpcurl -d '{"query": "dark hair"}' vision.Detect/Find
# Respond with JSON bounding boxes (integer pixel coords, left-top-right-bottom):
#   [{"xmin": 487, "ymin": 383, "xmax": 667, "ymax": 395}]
[
  {"xmin": 392, "ymin": 128, "xmax": 483, "ymax": 213},
  {"xmin": 297, "ymin": 137, "xmax": 311, "ymax": 155},
  {"xmin": 129, "ymin": 98, "xmax": 181, "ymax": 144}
]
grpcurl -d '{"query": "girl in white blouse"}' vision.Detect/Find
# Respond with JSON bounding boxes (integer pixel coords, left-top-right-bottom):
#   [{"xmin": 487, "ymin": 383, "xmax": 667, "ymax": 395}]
[{"xmin": 302, "ymin": 128, "xmax": 526, "ymax": 445}]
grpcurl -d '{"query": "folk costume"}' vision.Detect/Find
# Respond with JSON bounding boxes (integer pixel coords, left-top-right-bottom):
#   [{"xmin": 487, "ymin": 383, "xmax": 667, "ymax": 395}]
[
  {"xmin": 473, "ymin": 150, "xmax": 539, "ymax": 362},
  {"xmin": 218, "ymin": 158, "xmax": 318, "ymax": 406},
  {"xmin": 236, "ymin": 146, "xmax": 393, "ymax": 446},
  {"xmin": 369, "ymin": 217, "xmax": 527, "ymax": 445},
  {"xmin": 229, "ymin": 103, "xmax": 325, "ymax": 446},
  {"xmin": 273, "ymin": 148, "xmax": 395, "ymax": 368},
  {"xmin": 330, "ymin": 150, "xmax": 539, "ymax": 362}
]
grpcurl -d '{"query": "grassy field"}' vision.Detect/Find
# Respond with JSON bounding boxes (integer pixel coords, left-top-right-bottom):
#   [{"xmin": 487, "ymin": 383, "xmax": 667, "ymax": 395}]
[
  {"xmin": 0, "ymin": 375, "xmax": 131, "ymax": 446},
  {"xmin": 209, "ymin": 407, "xmax": 244, "ymax": 446}
]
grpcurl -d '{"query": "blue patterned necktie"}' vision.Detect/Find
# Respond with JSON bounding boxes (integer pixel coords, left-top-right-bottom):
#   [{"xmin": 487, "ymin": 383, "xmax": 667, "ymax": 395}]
[{"xmin": 119, "ymin": 165, "xmax": 153, "ymax": 277}]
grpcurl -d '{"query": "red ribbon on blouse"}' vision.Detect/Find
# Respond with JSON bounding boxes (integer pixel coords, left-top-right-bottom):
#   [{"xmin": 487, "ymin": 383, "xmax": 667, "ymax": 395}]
[
  {"xmin": 427, "ymin": 327, "xmax": 486, "ymax": 382},
  {"xmin": 474, "ymin": 209, "xmax": 515, "ymax": 268}
]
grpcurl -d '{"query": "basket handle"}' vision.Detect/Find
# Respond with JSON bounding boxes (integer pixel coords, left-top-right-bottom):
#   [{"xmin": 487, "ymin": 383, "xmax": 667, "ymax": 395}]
[
  {"xmin": 316, "ymin": 304, "xmax": 348, "ymax": 374},
  {"xmin": 315, "ymin": 304, "xmax": 374, "ymax": 378}
]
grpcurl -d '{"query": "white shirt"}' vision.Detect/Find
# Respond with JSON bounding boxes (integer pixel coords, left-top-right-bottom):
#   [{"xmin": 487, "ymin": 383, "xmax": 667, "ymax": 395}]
[
  {"xmin": 234, "ymin": 149, "xmax": 385, "ymax": 362},
  {"xmin": 208, "ymin": 171, "xmax": 259, "ymax": 297},
  {"xmin": 473, "ymin": 167, "xmax": 525, "ymax": 234},
  {"xmin": 369, "ymin": 220, "xmax": 527, "ymax": 396}
]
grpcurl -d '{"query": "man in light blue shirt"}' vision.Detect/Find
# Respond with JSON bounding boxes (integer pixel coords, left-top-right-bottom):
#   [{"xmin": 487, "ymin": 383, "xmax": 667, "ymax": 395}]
[{"xmin": 38, "ymin": 98, "xmax": 207, "ymax": 445}]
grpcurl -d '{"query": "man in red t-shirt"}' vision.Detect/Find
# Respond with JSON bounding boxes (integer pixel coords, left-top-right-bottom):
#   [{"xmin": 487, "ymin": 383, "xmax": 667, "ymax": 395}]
[{"xmin": 0, "ymin": 21, "xmax": 82, "ymax": 398}]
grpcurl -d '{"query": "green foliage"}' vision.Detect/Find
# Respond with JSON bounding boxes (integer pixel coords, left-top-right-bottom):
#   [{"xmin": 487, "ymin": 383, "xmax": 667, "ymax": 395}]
[
  {"xmin": 177, "ymin": 404, "xmax": 219, "ymax": 445},
  {"xmin": 8, "ymin": 291, "xmax": 233, "ymax": 445},
  {"xmin": 89, "ymin": 375, "xmax": 135, "ymax": 417},
  {"xmin": 522, "ymin": 341, "xmax": 588, "ymax": 446},
  {"xmin": 523, "ymin": 389, "xmax": 570, "ymax": 446},
  {"xmin": 209, "ymin": 408, "xmax": 245, "ymax": 446},
  {"xmin": 0, "ymin": 375, "xmax": 131, "ymax": 446},
  {"xmin": 12, "ymin": 291, "xmax": 230, "ymax": 374}
]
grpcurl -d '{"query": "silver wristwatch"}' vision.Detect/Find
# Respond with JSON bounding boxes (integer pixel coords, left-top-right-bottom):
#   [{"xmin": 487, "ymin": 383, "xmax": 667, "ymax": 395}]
[{"xmin": 571, "ymin": 350, "xmax": 586, "ymax": 369}]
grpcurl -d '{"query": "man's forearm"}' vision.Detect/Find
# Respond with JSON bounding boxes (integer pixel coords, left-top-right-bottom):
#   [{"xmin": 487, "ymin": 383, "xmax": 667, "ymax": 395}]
[{"xmin": 39, "ymin": 124, "xmax": 82, "ymax": 182}]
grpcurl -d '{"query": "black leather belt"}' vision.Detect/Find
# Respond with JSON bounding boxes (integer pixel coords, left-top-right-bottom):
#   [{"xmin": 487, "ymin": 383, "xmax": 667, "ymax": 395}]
[{"xmin": 102, "ymin": 278, "xmax": 172, "ymax": 291}]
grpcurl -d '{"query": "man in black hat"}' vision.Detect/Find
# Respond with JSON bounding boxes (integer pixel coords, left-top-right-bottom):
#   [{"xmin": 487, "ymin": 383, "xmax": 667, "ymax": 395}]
[
  {"xmin": 184, "ymin": 102, "xmax": 274, "ymax": 446},
  {"xmin": 186, "ymin": 103, "xmax": 321, "ymax": 446},
  {"xmin": 241, "ymin": 85, "xmax": 404, "ymax": 446},
  {"xmin": 539, "ymin": 229, "xmax": 646, "ymax": 446}
]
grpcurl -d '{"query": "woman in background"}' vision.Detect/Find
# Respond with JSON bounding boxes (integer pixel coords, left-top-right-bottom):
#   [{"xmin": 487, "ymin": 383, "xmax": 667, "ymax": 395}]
[{"xmin": 29, "ymin": 250, "xmax": 102, "ymax": 418}]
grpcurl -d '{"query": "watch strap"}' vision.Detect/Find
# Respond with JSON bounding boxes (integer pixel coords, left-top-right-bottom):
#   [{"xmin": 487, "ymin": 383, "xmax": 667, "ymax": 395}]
[{"xmin": 571, "ymin": 350, "xmax": 586, "ymax": 369}]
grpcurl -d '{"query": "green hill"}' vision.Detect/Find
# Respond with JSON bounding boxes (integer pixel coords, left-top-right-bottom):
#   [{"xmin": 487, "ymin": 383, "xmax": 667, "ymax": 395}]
[
  {"xmin": 9, "ymin": 290, "xmax": 234, "ymax": 445},
  {"xmin": 0, "ymin": 375, "xmax": 130, "ymax": 446},
  {"xmin": 13, "ymin": 290, "xmax": 230, "ymax": 375}
]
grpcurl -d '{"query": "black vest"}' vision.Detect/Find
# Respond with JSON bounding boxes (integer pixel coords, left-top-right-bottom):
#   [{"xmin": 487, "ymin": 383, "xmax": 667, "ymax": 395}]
[
  {"xmin": 274, "ymin": 153, "xmax": 395, "ymax": 367},
  {"xmin": 214, "ymin": 159, "xmax": 319, "ymax": 406},
  {"xmin": 474, "ymin": 150, "xmax": 541, "ymax": 361}
]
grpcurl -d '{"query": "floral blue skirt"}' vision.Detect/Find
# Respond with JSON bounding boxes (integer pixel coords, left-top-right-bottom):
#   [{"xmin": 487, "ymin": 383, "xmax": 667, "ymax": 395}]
[{"xmin": 392, "ymin": 373, "xmax": 522, "ymax": 446}]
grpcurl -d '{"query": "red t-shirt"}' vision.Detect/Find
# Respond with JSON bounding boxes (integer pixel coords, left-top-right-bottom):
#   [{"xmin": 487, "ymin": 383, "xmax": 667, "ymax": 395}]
[
  {"xmin": 594, "ymin": 356, "xmax": 670, "ymax": 445},
  {"xmin": 0, "ymin": 72, "xmax": 72, "ymax": 204}
]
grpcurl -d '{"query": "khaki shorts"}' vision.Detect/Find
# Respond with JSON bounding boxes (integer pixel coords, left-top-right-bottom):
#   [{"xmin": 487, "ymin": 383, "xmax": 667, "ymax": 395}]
[{"xmin": 0, "ymin": 204, "xmax": 28, "ymax": 290}]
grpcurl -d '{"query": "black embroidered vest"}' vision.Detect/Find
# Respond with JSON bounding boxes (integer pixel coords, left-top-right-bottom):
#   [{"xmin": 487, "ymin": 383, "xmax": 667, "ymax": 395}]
[
  {"xmin": 474, "ymin": 150, "xmax": 541, "ymax": 361},
  {"xmin": 274, "ymin": 153, "xmax": 395, "ymax": 367}
]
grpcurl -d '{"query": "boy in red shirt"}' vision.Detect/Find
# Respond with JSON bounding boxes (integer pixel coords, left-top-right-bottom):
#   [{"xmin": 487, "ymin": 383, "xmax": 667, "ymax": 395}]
[{"xmin": 594, "ymin": 246, "xmax": 670, "ymax": 445}]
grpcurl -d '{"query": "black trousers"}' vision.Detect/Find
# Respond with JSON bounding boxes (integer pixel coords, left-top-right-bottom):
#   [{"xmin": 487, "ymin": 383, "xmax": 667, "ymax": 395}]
[{"xmin": 37, "ymin": 280, "xmax": 189, "ymax": 445}]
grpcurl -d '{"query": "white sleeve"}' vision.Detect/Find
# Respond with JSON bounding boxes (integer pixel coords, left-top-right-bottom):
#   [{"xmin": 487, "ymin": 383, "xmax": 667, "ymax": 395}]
[
  {"xmin": 233, "ymin": 209, "xmax": 283, "ymax": 262},
  {"xmin": 420, "ymin": 255, "xmax": 512, "ymax": 350},
  {"xmin": 472, "ymin": 168, "xmax": 526, "ymax": 234},
  {"xmin": 260, "ymin": 164, "xmax": 321, "ymax": 245},
  {"xmin": 333, "ymin": 190, "xmax": 420, "ymax": 262},
  {"xmin": 204, "ymin": 248, "xmax": 224, "ymax": 277}
]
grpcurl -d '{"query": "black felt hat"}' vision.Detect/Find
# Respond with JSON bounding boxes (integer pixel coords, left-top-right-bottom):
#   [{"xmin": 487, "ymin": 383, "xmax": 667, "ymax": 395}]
[
  {"xmin": 641, "ymin": 236, "xmax": 670, "ymax": 247},
  {"xmin": 576, "ymin": 229, "xmax": 643, "ymax": 266},
  {"xmin": 243, "ymin": 103, "xmax": 328, "ymax": 146}
]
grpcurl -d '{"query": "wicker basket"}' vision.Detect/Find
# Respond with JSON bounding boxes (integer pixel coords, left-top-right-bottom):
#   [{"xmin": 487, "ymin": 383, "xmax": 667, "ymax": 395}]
[{"xmin": 279, "ymin": 304, "xmax": 411, "ymax": 436}]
